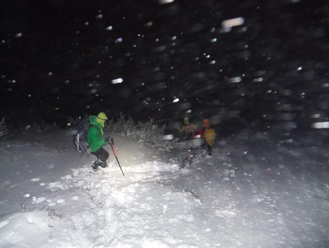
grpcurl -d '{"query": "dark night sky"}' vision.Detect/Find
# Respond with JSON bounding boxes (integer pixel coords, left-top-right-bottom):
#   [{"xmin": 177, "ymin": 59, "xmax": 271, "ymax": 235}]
[{"xmin": 1, "ymin": 0, "xmax": 329, "ymax": 133}]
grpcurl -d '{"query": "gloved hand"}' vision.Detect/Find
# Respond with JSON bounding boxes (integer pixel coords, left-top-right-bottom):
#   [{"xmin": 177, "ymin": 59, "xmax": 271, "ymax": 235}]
[{"xmin": 105, "ymin": 137, "xmax": 114, "ymax": 145}]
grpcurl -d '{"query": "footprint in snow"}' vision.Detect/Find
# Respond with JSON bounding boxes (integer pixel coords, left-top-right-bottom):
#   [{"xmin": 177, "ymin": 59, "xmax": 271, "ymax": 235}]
[
  {"xmin": 0, "ymin": 219, "xmax": 9, "ymax": 229},
  {"xmin": 61, "ymin": 175, "xmax": 72, "ymax": 180},
  {"xmin": 47, "ymin": 163, "xmax": 55, "ymax": 169},
  {"xmin": 48, "ymin": 182, "xmax": 68, "ymax": 191},
  {"xmin": 32, "ymin": 196, "xmax": 46, "ymax": 204}
]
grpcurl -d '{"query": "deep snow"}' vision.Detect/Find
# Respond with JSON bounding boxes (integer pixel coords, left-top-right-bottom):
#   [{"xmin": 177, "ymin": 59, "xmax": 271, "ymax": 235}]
[{"xmin": 0, "ymin": 130, "xmax": 329, "ymax": 248}]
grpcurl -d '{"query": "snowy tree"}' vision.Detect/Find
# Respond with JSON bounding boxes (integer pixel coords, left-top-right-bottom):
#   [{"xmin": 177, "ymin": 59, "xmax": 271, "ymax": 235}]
[
  {"xmin": 0, "ymin": 117, "xmax": 9, "ymax": 139},
  {"xmin": 105, "ymin": 113, "xmax": 177, "ymax": 151}
]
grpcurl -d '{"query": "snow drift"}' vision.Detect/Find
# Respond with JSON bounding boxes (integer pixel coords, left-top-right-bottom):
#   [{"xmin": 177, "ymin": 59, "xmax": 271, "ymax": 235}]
[{"xmin": 0, "ymin": 129, "xmax": 329, "ymax": 248}]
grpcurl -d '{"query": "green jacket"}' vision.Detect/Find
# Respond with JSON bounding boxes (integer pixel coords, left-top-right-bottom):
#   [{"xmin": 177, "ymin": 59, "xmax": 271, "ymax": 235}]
[
  {"xmin": 87, "ymin": 115, "xmax": 105, "ymax": 152},
  {"xmin": 177, "ymin": 117, "xmax": 196, "ymax": 137},
  {"xmin": 177, "ymin": 124, "xmax": 196, "ymax": 136}
]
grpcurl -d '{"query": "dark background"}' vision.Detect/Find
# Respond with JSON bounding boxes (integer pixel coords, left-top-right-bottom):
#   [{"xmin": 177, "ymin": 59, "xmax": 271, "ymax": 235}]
[{"xmin": 1, "ymin": 0, "xmax": 329, "ymax": 136}]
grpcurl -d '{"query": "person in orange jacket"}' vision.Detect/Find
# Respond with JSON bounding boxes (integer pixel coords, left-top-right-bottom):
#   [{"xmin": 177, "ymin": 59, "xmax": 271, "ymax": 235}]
[{"xmin": 196, "ymin": 118, "xmax": 216, "ymax": 156}]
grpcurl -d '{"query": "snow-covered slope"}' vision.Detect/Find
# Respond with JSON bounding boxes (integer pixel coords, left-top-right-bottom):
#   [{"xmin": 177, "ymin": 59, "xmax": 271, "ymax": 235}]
[{"xmin": 0, "ymin": 130, "xmax": 328, "ymax": 248}]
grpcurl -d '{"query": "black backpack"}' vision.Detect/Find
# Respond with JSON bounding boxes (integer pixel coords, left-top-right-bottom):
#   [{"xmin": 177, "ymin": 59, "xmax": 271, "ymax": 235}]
[{"xmin": 73, "ymin": 120, "xmax": 89, "ymax": 154}]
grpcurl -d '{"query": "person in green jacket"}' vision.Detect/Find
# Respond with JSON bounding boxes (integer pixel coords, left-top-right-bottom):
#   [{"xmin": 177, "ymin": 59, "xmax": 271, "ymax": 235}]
[
  {"xmin": 177, "ymin": 117, "xmax": 197, "ymax": 139},
  {"xmin": 87, "ymin": 112, "xmax": 111, "ymax": 170}
]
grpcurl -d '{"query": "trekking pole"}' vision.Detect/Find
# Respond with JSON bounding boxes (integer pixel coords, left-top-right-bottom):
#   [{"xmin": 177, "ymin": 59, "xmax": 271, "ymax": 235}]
[{"xmin": 109, "ymin": 142, "xmax": 125, "ymax": 177}]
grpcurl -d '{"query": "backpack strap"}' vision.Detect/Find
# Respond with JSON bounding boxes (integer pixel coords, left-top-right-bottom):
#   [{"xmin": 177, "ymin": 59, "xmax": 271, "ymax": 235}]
[{"xmin": 89, "ymin": 124, "xmax": 101, "ymax": 134}]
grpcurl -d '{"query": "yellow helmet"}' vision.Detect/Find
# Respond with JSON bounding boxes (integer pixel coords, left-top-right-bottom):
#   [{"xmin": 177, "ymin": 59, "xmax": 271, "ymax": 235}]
[
  {"xmin": 96, "ymin": 112, "xmax": 108, "ymax": 127},
  {"xmin": 97, "ymin": 112, "xmax": 108, "ymax": 120}
]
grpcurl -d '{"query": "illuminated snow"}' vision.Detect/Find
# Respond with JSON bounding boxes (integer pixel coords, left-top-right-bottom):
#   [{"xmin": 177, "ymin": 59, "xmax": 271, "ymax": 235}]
[
  {"xmin": 112, "ymin": 78, "xmax": 123, "ymax": 84},
  {"xmin": 222, "ymin": 17, "xmax": 245, "ymax": 28},
  {"xmin": 229, "ymin": 77, "xmax": 242, "ymax": 83},
  {"xmin": 159, "ymin": 0, "xmax": 174, "ymax": 4},
  {"xmin": 145, "ymin": 22, "xmax": 153, "ymax": 27},
  {"xmin": 312, "ymin": 122, "xmax": 329, "ymax": 129}
]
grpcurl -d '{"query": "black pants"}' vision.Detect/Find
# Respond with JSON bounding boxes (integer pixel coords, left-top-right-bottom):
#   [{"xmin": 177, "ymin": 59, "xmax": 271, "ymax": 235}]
[
  {"xmin": 201, "ymin": 142, "xmax": 212, "ymax": 156},
  {"xmin": 207, "ymin": 144, "xmax": 212, "ymax": 156},
  {"xmin": 91, "ymin": 147, "xmax": 109, "ymax": 162}
]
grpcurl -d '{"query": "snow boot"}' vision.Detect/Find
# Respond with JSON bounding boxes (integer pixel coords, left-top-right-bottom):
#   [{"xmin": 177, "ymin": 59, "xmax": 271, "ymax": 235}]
[
  {"xmin": 100, "ymin": 161, "xmax": 108, "ymax": 168},
  {"xmin": 92, "ymin": 160, "xmax": 103, "ymax": 171}
]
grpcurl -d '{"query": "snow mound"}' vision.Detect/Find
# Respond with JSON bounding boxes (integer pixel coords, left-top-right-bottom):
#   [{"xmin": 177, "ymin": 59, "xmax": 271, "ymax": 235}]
[
  {"xmin": 0, "ymin": 211, "xmax": 50, "ymax": 247},
  {"xmin": 1, "ymin": 130, "xmax": 329, "ymax": 247},
  {"xmin": 61, "ymin": 161, "xmax": 203, "ymax": 247}
]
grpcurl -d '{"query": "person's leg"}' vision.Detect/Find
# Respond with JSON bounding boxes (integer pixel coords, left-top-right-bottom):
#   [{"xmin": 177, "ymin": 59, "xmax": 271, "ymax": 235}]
[
  {"xmin": 200, "ymin": 142, "xmax": 207, "ymax": 158},
  {"xmin": 91, "ymin": 155, "xmax": 101, "ymax": 170},
  {"xmin": 91, "ymin": 147, "xmax": 109, "ymax": 168},
  {"xmin": 186, "ymin": 132, "xmax": 193, "ymax": 140},
  {"xmin": 96, "ymin": 147, "xmax": 109, "ymax": 162},
  {"xmin": 207, "ymin": 144, "xmax": 212, "ymax": 156}
]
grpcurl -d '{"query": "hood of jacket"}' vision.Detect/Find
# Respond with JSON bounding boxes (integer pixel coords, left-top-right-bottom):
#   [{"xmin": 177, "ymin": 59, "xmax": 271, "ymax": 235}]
[
  {"xmin": 89, "ymin": 115, "xmax": 101, "ymax": 128},
  {"xmin": 184, "ymin": 117, "xmax": 190, "ymax": 125}
]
